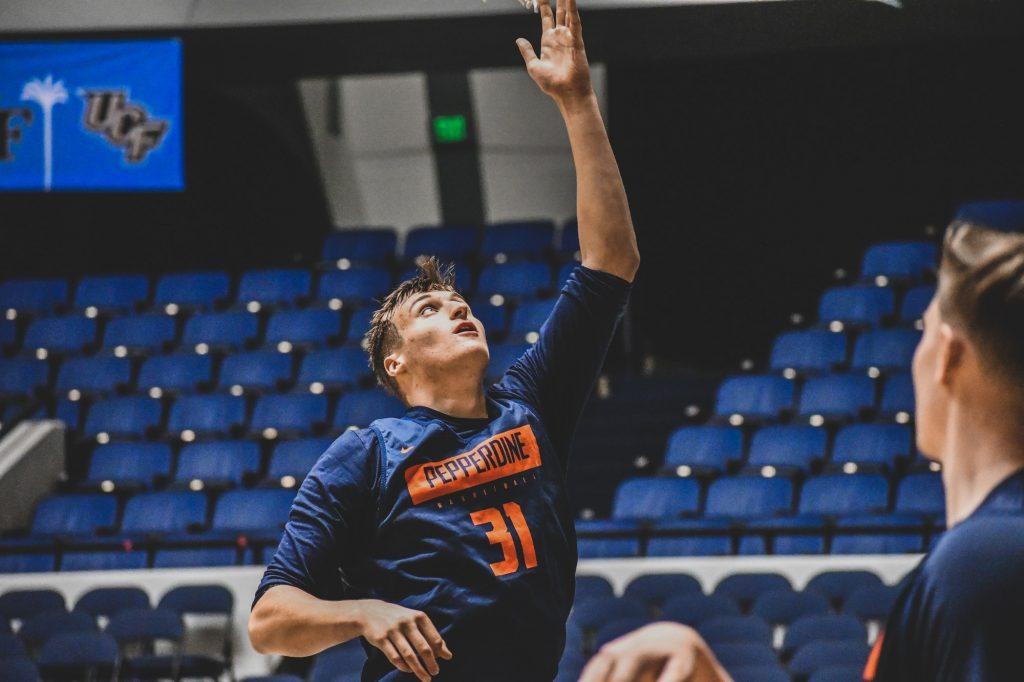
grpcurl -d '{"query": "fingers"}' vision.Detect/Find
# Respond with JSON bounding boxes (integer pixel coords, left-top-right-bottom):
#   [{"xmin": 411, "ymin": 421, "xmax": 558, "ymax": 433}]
[
  {"xmin": 566, "ymin": 0, "xmax": 579, "ymax": 30},
  {"xmin": 389, "ymin": 631, "xmax": 432, "ymax": 682},
  {"xmin": 403, "ymin": 621, "xmax": 439, "ymax": 677},
  {"xmin": 378, "ymin": 639, "xmax": 412, "ymax": 675},
  {"xmin": 539, "ymin": 0, "xmax": 555, "ymax": 31},
  {"xmin": 608, "ymin": 655, "xmax": 645, "ymax": 682},
  {"xmin": 654, "ymin": 657, "xmax": 694, "ymax": 682},
  {"xmin": 555, "ymin": 0, "xmax": 566, "ymax": 28},
  {"xmin": 579, "ymin": 652, "xmax": 614, "ymax": 682},
  {"xmin": 516, "ymin": 38, "xmax": 538, "ymax": 68},
  {"xmin": 416, "ymin": 613, "xmax": 453, "ymax": 661}
]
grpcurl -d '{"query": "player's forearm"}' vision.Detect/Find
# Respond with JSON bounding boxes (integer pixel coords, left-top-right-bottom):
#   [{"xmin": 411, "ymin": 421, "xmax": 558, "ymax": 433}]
[
  {"xmin": 248, "ymin": 585, "xmax": 363, "ymax": 657},
  {"xmin": 558, "ymin": 91, "xmax": 640, "ymax": 283}
]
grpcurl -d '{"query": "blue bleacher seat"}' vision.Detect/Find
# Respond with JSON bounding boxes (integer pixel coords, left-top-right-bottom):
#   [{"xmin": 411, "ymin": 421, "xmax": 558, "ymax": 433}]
[
  {"xmin": 895, "ymin": 473, "xmax": 944, "ymax": 517},
  {"xmin": 157, "ymin": 584, "xmax": 234, "ymax": 678},
  {"xmin": 121, "ymin": 491, "xmax": 208, "ymax": 535},
  {"xmin": 558, "ymin": 218, "xmax": 580, "ymax": 258},
  {"xmin": 343, "ymin": 307, "xmax": 375, "ymax": 347},
  {"xmin": 267, "ymin": 437, "xmax": 333, "ymax": 486},
  {"xmin": 138, "ymin": 354, "xmax": 212, "ymax": 395},
  {"xmin": 82, "ymin": 396, "xmax": 162, "ymax": 441},
  {"xmin": 183, "ymin": 312, "xmax": 260, "ymax": 353},
  {"xmin": 477, "ymin": 263, "xmax": 552, "ymax": 300},
  {"xmin": 751, "ymin": 589, "xmax": 829, "ymax": 626},
  {"xmin": 321, "ymin": 229, "xmax": 397, "ymax": 266},
  {"xmin": 209, "ymin": 489, "xmax": 295, "ymax": 540},
  {"xmin": 168, "ymin": 395, "xmax": 247, "ymax": 439},
  {"xmin": 593, "ymin": 616, "xmax": 652, "ymax": 650},
  {"xmin": 955, "ymin": 199, "xmax": 1024, "ymax": 231},
  {"xmin": 861, "ymin": 241, "xmax": 938, "ymax": 284},
  {"xmin": 623, "ymin": 573, "xmax": 703, "ymax": 609},
  {"xmin": 472, "ymin": 301, "xmax": 508, "ymax": 339},
  {"xmin": 0, "ymin": 318, "xmax": 16, "ymax": 351},
  {"xmin": 152, "ymin": 548, "xmax": 243, "ymax": 568},
  {"xmin": 317, "ymin": 268, "xmax": 392, "ymax": 306},
  {"xmin": 75, "ymin": 588, "xmax": 150, "ymax": 619},
  {"xmin": 154, "ymin": 271, "xmax": 231, "ymax": 313},
  {"xmin": 790, "ymin": 640, "xmax": 870, "ymax": 679},
  {"xmin": 697, "ymin": 616, "xmax": 771, "ymax": 646},
  {"xmin": 713, "ymin": 574, "xmax": 792, "ymax": 609},
  {"xmin": 704, "ymin": 477, "xmax": 793, "ymax": 521},
  {"xmin": 575, "ymin": 575, "xmax": 615, "ymax": 603},
  {"xmin": 85, "ymin": 442, "xmax": 173, "ymax": 491},
  {"xmin": 879, "ymin": 372, "xmax": 914, "ymax": 421},
  {"xmin": 1, "ymin": 658, "xmax": 40, "ymax": 682},
  {"xmin": 818, "ymin": 286, "xmax": 895, "ymax": 329},
  {"xmin": 746, "ymin": 426, "xmax": 827, "ymax": 473},
  {"xmin": 797, "ymin": 374, "xmax": 875, "ymax": 423},
  {"xmin": 333, "ymin": 389, "xmax": 405, "ymax": 430},
  {"xmin": 783, "ymin": 614, "xmax": 866, "ymax": 655},
  {"xmin": 728, "ymin": 666, "xmax": 790, "ymax": 682},
  {"xmin": 0, "ymin": 590, "xmax": 65, "ymax": 623},
  {"xmin": 646, "ymin": 519, "xmax": 734, "ymax": 557},
  {"xmin": 770, "ymin": 330, "xmax": 847, "ymax": 375},
  {"xmin": 106, "ymin": 607, "xmax": 184, "ymax": 678},
  {"xmin": 481, "ymin": 220, "xmax": 555, "ymax": 262},
  {"xmin": 404, "ymin": 224, "xmax": 480, "ymax": 262},
  {"xmin": 0, "ymin": 278, "xmax": 68, "ymax": 318},
  {"xmin": 804, "ymin": 570, "xmax": 883, "ymax": 609},
  {"xmin": 73, "ymin": 275, "xmax": 149, "ymax": 315},
  {"xmin": 611, "ymin": 477, "xmax": 700, "ymax": 520},
  {"xmin": 851, "ymin": 329, "xmax": 921, "ymax": 374},
  {"xmin": 175, "ymin": 440, "xmax": 261, "ymax": 488},
  {"xmin": 265, "ymin": 309, "xmax": 342, "ymax": 351},
  {"xmin": 101, "ymin": 313, "xmax": 177, "ymax": 355},
  {"xmin": 710, "ymin": 642, "xmax": 778, "ymax": 669},
  {"xmin": 0, "ymin": 359, "xmax": 48, "ymax": 399},
  {"xmin": 507, "ymin": 299, "xmax": 557, "ymax": 342},
  {"xmin": 661, "ymin": 594, "xmax": 741, "ymax": 627},
  {"xmin": 29, "ymin": 494, "xmax": 117, "ymax": 537},
  {"xmin": 809, "ymin": 666, "xmax": 867, "ymax": 682},
  {"xmin": 801, "ymin": 474, "xmax": 889, "ymax": 516},
  {"xmin": 250, "ymin": 394, "xmax": 327, "ymax": 438},
  {"xmin": 299, "ymin": 348, "xmax": 370, "ymax": 391},
  {"xmin": 843, "ymin": 585, "xmax": 899, "ymax": 622},
  {"xmin": 237, "ymin": 269, "xmax": 311, "ymax": 310},
  {"xmin": 830, "ymin": 523, "xmax": 923, "ymax": 555},
  {"xmin": 24, "ymin": 316, "xmax": 96, "ymax": 357},
  {"xmin": 0, "ymin": 553, "xmax": 55, "ymax": 573},
  {"xmin": 56, "ymin": 356, "xmax": 131, "ymax": 398},
  {"xmin": 661, "ymin": 426, "xmax": 744, "ymax": 476},
  {"xmin": 1, "ymin": 632, "xmax": 27, "ymax": 657},
  {"xmin": 219, "ymin": 351, "xmax": 293, "ymax": 393},
  {"xmin": 487, "ymin": 343, "xmax": 530, "ymax": 381},
  {"xmin": 577, "ymin": 537, "xmax": 640, "ymax": 559},
  {"xmin": 36, "ymin": 631, "xmax": 118, "ymax": 679},
  {"xmin": 61, "ymin": 550, "xmax": 149, "ymax": 571},
  {"xmin": 19, "ymin": 610, "xmax": 98, "ymax": 648},
  {"xmin": 568, "ymin": 596, "xmax": 647, "ymax": 634},
  {"xmin": 831, "ymin": 424, "xmax": 911, "ymax": 472},
  {"xmin": 899, "ymin": 285, "xmax": 935, "ymax": 325},
  {"xmin": 714, "ymin": 375, "xmax": 794, "ymax": 424}
]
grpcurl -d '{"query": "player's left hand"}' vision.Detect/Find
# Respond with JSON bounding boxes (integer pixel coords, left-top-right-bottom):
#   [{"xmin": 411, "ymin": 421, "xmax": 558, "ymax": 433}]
[
  {"xmin": 516, "ymin": 0, "xmax": 593, "ymax": 105},
  {"xmin": 578, "ymin": 622, "xmax": 730, "ymax": 682}
]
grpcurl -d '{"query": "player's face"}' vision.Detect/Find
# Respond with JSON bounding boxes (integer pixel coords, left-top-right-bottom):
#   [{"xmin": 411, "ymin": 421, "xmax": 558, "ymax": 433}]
[
  {"xmin": 912, "ymin": 299, "xmax": 946, "ymax": 459},
  {"xmin": 391, "ymin": 289, "xmax": 490, "ymax": 378}
]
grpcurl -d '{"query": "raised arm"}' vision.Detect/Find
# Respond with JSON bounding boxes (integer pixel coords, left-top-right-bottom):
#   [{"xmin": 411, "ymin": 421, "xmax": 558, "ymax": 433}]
[{"xmin": 517, "ymin": 0, "xmax": 640, "ymax": 282}]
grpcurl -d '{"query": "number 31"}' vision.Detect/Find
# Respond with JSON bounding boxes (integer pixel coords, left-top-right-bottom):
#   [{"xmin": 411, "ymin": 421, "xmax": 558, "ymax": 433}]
[{"xmin": 470, "ymin": 502, "xmax": 538, "ymax": 577}]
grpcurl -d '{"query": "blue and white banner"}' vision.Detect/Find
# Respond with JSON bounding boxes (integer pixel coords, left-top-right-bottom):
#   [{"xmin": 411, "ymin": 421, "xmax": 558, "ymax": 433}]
[{"xmin": 0, "ymin": 39, "xmax": 183, "ymax": 191}]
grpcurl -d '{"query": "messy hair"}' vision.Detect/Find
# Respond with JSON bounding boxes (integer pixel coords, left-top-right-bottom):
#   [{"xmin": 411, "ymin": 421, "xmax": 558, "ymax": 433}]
[
  {"xmin": 365, "ymin": 256, "xmax": 457, "ymax": 400},
  {"xmin": 938, "ymin": 221, "xmax": 1024, "ymax": 386}
]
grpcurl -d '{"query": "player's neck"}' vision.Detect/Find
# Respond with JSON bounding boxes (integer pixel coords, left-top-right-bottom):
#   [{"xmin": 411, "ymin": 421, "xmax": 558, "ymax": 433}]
[
  {"xmin": 402, "ymin": 373, "xmax": 489, "ymax": 420},
  {"xmin": 940, "ymin": 400, "xmax": 1024, "ymax": 527}
]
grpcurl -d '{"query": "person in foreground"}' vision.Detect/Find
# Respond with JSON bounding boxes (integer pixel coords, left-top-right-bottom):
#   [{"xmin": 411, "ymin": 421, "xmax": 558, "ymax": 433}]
[
  {"xmin": 580, "ymin": 221, "xmax": 1024, "ymax": 682},
  {"xmin": 248, "ymin": 0, "xmax": 640, "ymax": 679}
]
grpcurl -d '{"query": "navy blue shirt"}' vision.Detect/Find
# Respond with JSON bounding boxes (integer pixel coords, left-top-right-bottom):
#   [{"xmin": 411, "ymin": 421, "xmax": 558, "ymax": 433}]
[
  {"xmin": 254, "ymin": 265, "xmax": 631, "ymax": 681},
  {"xmin": 868, "ymin": 468, "xmax": 1024, "ymax": 681}
]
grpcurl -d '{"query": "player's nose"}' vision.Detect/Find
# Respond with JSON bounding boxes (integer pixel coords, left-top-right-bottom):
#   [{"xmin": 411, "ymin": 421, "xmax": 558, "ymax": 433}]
[{"xmin": 451, "ymin": 301, "xmax": 469, "ymax": 319}]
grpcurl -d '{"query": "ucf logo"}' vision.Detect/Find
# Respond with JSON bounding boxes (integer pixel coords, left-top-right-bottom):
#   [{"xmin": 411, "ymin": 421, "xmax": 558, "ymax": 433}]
[
  {"xmin": 80, "ymin": 89, "xmax": 169, "ymax": 162},
  {"xmin": 0, "ymin": 107, "xmax": 33, "ymax": 161}
]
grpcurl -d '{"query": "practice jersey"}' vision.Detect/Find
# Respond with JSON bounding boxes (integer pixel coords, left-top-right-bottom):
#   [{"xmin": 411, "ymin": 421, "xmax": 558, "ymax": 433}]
[
  {"xmin": 865, "ymin": 468, "xmax": 1024, "ymax": 681},
  {"xmin": 253, "ymin": 265, "xmax": 631, "ymax": 681}
]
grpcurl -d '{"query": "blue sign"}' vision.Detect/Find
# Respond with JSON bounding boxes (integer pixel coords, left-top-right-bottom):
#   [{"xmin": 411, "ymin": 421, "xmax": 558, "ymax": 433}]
[{"xmin": 0, "ymin": 39, "xmax": 183, "ymax": 191}]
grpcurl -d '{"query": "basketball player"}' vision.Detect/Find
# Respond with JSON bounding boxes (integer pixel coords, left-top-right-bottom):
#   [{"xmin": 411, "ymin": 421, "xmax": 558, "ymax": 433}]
[
  {"xmin": 248, "ymin": 0, "xmax": 641, "ymax": 679},
  {"xmin": 578, "ymin": 222, "xmax": 1024, "ymax": 682}
]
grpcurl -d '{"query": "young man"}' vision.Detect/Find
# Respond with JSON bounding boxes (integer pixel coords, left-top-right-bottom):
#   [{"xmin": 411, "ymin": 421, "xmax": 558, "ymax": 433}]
[
  {"xmin": 248, "ymin": 0, "xmax": 640, "ymax": 679},
  {"xmin": 578, "ymin": 222, "xmax": 1024, "ymax": 682}
]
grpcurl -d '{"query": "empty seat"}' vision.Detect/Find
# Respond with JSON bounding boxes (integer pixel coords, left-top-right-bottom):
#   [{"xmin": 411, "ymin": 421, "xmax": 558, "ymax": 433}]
[
  {"xmin": 265, "ymin": 309, "xmax": 342, "ymax": 352},
  {"xmin": 646, "ymin": 520, "xmax": 733, "ymax": 558},
  {"xmin": 800, "ymin": 474, "xmax": 889, "ymax": 516},
  {"xmin": 24, "ymin": 316, "xmax": 96, "ymax": 358},
  {"xmin": 299, "ymin": 348, "xmax": 370, "ymax": 392},
  {"xmin": 0, "ymin": 318, "xmax": 16, "ymax": 352},
  {"xmin": 121, "ymin": 491, "xmax": 208, "ymax": 536},
  {"xmin": 851, "ymin": 330, "xmax": 921, "ymax": 374},
  {"xmin": 593, "ymin": 616, "xmax": 652, "ymax": 650},
  {"xmin": 831, "ymin": 424, "xmax": 911, "ymax": 472},
  {"xmin": 183, "ymin": 312, "xmax": 260, "ymax": 353},
  {"xmin": 729, "ymin": 666, "xmax": 790, "ymax": 682},
  {"xmin": 746, "ymin": 426, "xmax": 827, "ymax": 473},
  {"xmin": 73, "ymin": 275, "xmax": 149, "ymax": 315},
  {"xmin": 879, "ymin": 372, "xmax": 914, "ymax": 422},
  {"xmin": 137, "ymin": 354, "xmax": 212, "ymax": 396},
  {"xmin": 714, "ymin": 375, "xmax": 794, "ymax": 424},
  {"xmin": 404, "ymin": 224, "xmax": 480, "ymax": 262},
  {"xmin": 0, "ymin": 589, "xmax": 66, "ymax": 624},
  {"xmin": 0, "ymin": 278, "xmax": 68, "ymax": 318},
  {"xmin": 710, "ymin": 643, "xmax": 778, "ymax": 669},
  {"xmin": 250, "ymin": 394, "xmax": 327, "ymax": 438},
  {"xmin": 154, "ymin": 271, "xmax": 231, "ymax": 313},
  {"xmin": 0, "ymin": 554, "xmax": 55, "ymax": 576},
  {"xmin": 19, "ymin": 610, "xmax": 98, "ymax": 648},
  {"xmin": 698, "ymin": 616, "xmax": 771, "ymax": 646},
  {"xmin": 333, "ymin": 389, "xmax": 405, "ymax": 430},
  {"xmin": 900, "ymin": 285, "xmax": 935, "ymax": 325},
  {"xmin": 472, "ymin": 301, "xmax": 508, "ymax": 339},
  {"xmin": 895, "ymin": 473, "xmax": 944, "ymax": 517},
  {"xmin": 797, "ymin": 374, "xmax": 875, "ymax": 423},
  {"xmin": 830, "ymin": 522, "xmax": 923, "ymax": 555},
  {"xmin": 568, "ymin": 597, "xmax": 647, "ymax": 634},
  {"xmin": 344, "ymin": 307, "xmax": 374, "ymax": 346},
  {"xmin": 237, "ymin": 269, "xmax": 311, "ymax": 310},
  {"xmin": 770, "ymin": 331, "xmax": 847, "ymax": 376},
  {"xmin": 175, "ymin": 440, "xmax": 262, "ymax": 489},
  {"xmin": 106, "ymin": 607, "xmax": 184, "ymax": 679},
  {"xmin": 267, "ymin": 437, "xmax": 333, "ymax": 487},
  {"xmin": 157, "ymin": 584, "xmax": 234, "ymax": 678},
  {"xmin": 210, "ymin": 488, "xmax": 296, "ymax": 539},
  {"xmin": 577, "ymin": 537, "xmax": 640, "ymax": 559},
  {"xmin": 85, "ymin": 442, "xmax": 173, "ymax": 491},
  {"xmin": 713, "ymin": 574, "xmax": 792, "ymax": 610},
  {"xmin": 102, "ymin": 313, "xmax": 177, "ymax": 356},
  {"xmin": 321, "ymin": 229, "xmax": 397, "ymax": 266},
  {"xmin": 61, "ymin": 550, "xmax": 148, "ymax": 571},
  {"xmin": 507, "ymin": 299, "xmax": 556, "ymax": 342},
  {"xmin": 808, "ymin": 665, "xmax": 866, "ymax": 682},
  {"xmin": 167, "ymin": 395, "xmax": 247, "ymax": 440},
  {"xmin": 623, "ymin": 573, "xmax": 703, "ymax": 609},
  {"xmin": 56, "ymin": 356, "xmax": 131, "ymax": 398},
  {"xmin": 152, "ymin": 548, "xmax": 243, "ymax": 568},
  {"xmin": 477, "ymin": 263, "xmax": 551, "ymax": 300},
  {"xmin": 36, "ymin": 631, "xmax": 118, "ymax": 680},
  {"xmin": 783, "ymin": 614, "xmax": 866, "ymax": 655},
  {"xmin": 703, "ymin": 477, "xmax": 792, "ymax": 522},
  {"xmin": 751, "ymin": 589, "xmax": 829, "ymax": 626},
  {"xmin": 843, "ymin": 585, "xmax": 899, "ymax": 622},
  {"xmin": 558, "ymin": 218, "xmax": 580, "ymax": 258},
  {"xmin": 0, "ymin": 632, "xmax": 27, "ymax": 658},
  {"xmin": 818, "ymin": 286, "xmax": 894, "ymax": 329},
  {"xmin": 487, "ymin": 343, "xmax": 531, "ymax": 381},
  {"xmin": 790, "ymin": 640, "xmax": 871, "ymax": 679},
  {"xmin": 610, "ymin": 477, "xmax": 700, "ymax": 520},
  {"xmin": 661, "ymin": 426, "xmax": 744, "ymax": 476},
  {"xmin": 0, "ymin": 359, "xmax": 48, "ymax": 399},
  {"xmin": 575, "ymin": 576, "xmax": 615, "ymax": 604},
  {"xmin": 82, "ymin": 396, "xmax": 162, "ymax": 441},
  {"xmin": 804, "ymin": 570, "xmax": 884, "ymax": 609},
  {"xmin": 481, "ymin": 220, "xmax": 555, "ymax": 262},
  {"xmin": 219, "ymin": 351, "xmax": 293, "ymax": 394},
  {"xmin": 316, "ymin": 268, "xmax": 392, "ymax": 307},
  {"xmin": 661, "ymin": 594, "xmax": 741, "ymax": 627},
  {"xmin": 861, "ymin": 241, "xmax": 938, "ymax": 285}
]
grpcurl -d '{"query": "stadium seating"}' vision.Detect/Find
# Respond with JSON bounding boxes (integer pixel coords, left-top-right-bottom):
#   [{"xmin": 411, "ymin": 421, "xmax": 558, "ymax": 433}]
[
  {"xmin": 183, "ymin": 311, "xmax": 260, "ymax": 353},
  {"xmin": 249, "ymin": 394, "xmax": 328, "ymax": 438},
  {"xmin": 23, "ymin": 315, "xmax": 96, "ymax": 358},
  {"xmin": 481, "ymin": 220, "xmax": 555, "ymax": 262},
  {"xmin": 0, "ymin": 278, "xmax": 68, "ymax": 319},
  {"xmin": 73, "ymin": 275, "xmax": 149, "ymax": 316},
  {"xmin": 264, "ymin": 308, "xmax": 342, "ymax": 350},
  {"xmin": 101, "ymin": 313, "xmax": 177, "ymax": 355},
  {"xmin": 404, "ymin": 224, "xmax": 479, "ymax": 262},
  {"xmin": 266, "ymin": 437, "xmax": 334, "ymax": 486},
  {"xmin": 299, "ymin": 348, "xmax": 370, "ymax": 391},
  {"xmin": 860, "ymin": 241, "xmax": 938, "ymax": 285},
  {"xmin": 154, "ymin": 271, "xmax": 232, "ymax": 313},
  {"xmin": 237, "ymin": 269, "xmax": 311, "ymax": 311},
  {"xmin": 56, "ymin": 356, "xmax": 131, "ymax": 398},
  {"xmin": 623, "ymin": 573, "xmax": 703, "ymax": 610},
  {"xmin": 333, "ymin": 390, "xmax": 404, "ymax": 429},
  {"xmin": 745, "ymin": 426, "xmax": 827, "ymax": 474},
  {"xmin": 879, "ymin": 372, "xmax": 914, "ymax": 422},
  {"xmin": 174, "ymin": 440, "xmax": 262, "ymax": 488},
  {"xmin": 168, "ymin": 394, "xmax": 247, "ymax": 440},
  {"xmin": 769, "ymin": 330, "xmax": 847, "ymax": 376},
  {"xmin": 714, "ymin": 375, "xmax": 794, "ymax": 424},
  {"xmin": 0, "ymin": 359, "xmax": 48, "ymax": 399},
  {"xmin": 899, "ymin": 285, "xmax": 934, "ymax": 326},
  {"xmin": 797, "ymin": 374, "xmax": 875, "ymax": 424},
  {"xmin": 830, "ymin": 424, "xmax": 911, "ymax": 472},
  {"xmin": 818, "ymin": 286, "xmax": 894, "ymax": 330},
  {"xmin": 219, "ymin": 351, "xmax": 293, "ymax": 394},
  {"xmin": 477, "ymin": 262, "xmax": 552, "ymax": 300},
  {"xmin": 321, "ymin": 228, "xmax": 397, "ymax": 267},
  {"xmin": 661, "ymin": 425, "xmax": 744, "ymax": 476},
  {"xmin": 316, "ymin": 268, "xmax": 392, "ymax": 307},
  {"xmin": 82, "ymin": 396, "xmax": 162, "ymax": 442},
  {"xmin": 84, "ymin": 442, "xmax": 173, "ymax": 491},
  {"xmin": 850, "ymin": 329, "xmax": 920, "ymax": 375},
  {"xmin": 138, "ymin": 354, "xmax": 212, "ymax": 395}
]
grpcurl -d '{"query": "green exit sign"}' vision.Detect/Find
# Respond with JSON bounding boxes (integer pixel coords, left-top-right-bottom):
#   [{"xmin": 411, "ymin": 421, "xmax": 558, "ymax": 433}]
[{"xmin": 432, "ymin": 114, "xmax": 468, "ymax": 144}]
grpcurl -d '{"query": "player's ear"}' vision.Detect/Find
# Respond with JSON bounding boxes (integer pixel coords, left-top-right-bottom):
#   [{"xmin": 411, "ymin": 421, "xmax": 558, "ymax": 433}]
[
  {"xmin": 936, "ymin": 322, "xmax": 965, "ymax": 388},
  {"xmin": 384, "ymin": 351, "xmax": 404, "ymax": 380}
]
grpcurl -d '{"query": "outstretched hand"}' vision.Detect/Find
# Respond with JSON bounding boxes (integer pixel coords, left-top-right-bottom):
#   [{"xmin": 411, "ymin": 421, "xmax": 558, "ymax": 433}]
[{"xmin": 516, "ymin": 0, "xmax": 593, "ymax": 104}]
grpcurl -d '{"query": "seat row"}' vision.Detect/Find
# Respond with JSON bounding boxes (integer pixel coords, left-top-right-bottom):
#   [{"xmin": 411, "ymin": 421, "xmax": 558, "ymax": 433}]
[{"xmin": 768, "ymin": 328, "xmax": 920, "ymax": 379}]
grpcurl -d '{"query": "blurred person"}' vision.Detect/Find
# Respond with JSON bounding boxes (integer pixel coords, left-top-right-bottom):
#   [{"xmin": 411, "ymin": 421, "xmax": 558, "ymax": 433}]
[{"xmin": 248, "ymin": 0, "xmax": 640, "ymax": 680}]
